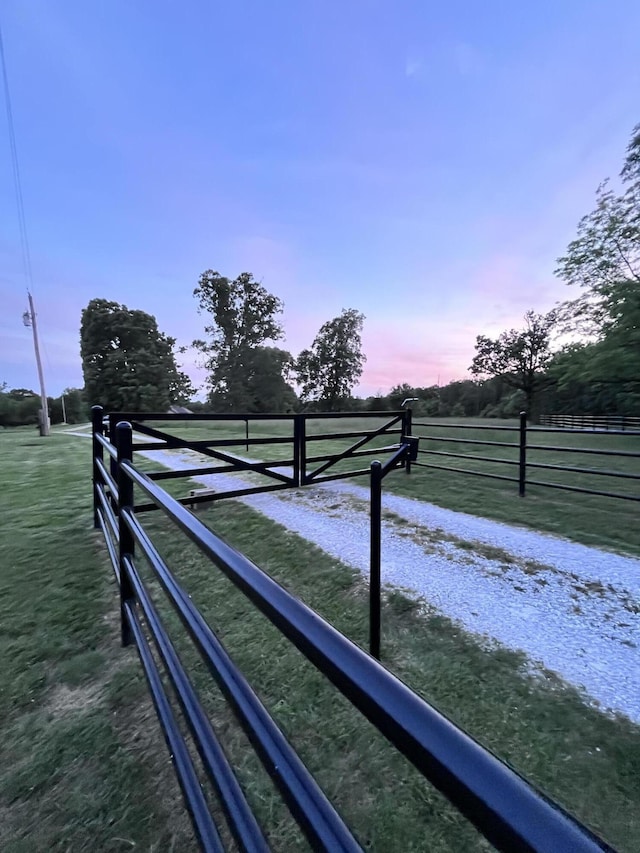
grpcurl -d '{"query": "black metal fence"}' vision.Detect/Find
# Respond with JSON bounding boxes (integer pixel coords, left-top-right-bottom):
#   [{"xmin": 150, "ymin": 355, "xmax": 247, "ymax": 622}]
[
  {"xmin": 101, "ymin": 409, "xmax": 408, "ymax": 510},
  {"xmin": 540, "ymin": 413, "xmax": 640, "ymax": 432},
  {"xmin": 412, "ymin": 413, "xmax": 640, "ymax": 503},
  {"xmin": 92, "ymin": 408, "xmax": 613, "ymax": 852}
]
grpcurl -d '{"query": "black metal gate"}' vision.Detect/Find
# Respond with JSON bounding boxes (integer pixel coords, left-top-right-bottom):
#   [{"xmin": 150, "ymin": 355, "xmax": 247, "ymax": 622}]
[{"xmin": 97, "ymin": 409, "xmax": 412, "ymax": 508}]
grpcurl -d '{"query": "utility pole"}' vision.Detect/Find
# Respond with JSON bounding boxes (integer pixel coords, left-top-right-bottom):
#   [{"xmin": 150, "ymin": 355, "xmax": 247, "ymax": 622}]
[
  {"xmin": 61, "ymin": 393, "xmax": 67, "ymax": 424},
  {"xmin": 23, "ymin": 292, "xmax": 49, "ymax": 436}
]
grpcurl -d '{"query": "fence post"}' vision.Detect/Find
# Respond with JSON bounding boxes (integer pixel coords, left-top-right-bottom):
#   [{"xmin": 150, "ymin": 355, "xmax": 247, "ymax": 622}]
[
  {"xmin": 109, "ymin": 413, "xmax": 119, "ymax": 484},
  {"xmin": 370, "ymin": 461, "xmax": 382, "ymax": 660},
  {"xmin": 116, "ymin": 421, "xmax": 135, "ymax": 647},
  {"xmin": 298, "ymin": 415, "xmax": 307, "ymax": 486},
  {"xmin": 91, "ymin": 405, "xmax": 104, "ymax": 528},
  {"xmin": 519, "ymin": 411, "xmax": 527, "ymax": 498},
  {"xmin": 293, "ymin": 415, "xmax": 301, "ymax": 487},
  {"xmin": 403, "ymin": 407, "xmax": 413, "ymax": 475},
  {"xmin": 245, "ymin": 418, "xmax": 249, "ymax": 452}
]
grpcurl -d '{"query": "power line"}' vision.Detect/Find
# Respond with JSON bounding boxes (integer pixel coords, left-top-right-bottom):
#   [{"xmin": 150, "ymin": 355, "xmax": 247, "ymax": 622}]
[
  {"xmin": 1, "ymin": 16, "xmax": 49, "ymax": 435},
  {"xmin": 0, "ymin": 15, "xmax": 34, "ymax": 292}
]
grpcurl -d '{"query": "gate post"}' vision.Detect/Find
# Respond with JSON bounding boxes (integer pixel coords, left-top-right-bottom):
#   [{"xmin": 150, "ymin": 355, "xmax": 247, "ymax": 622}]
[
  {"xmin": 295, "ymin": 415, "xmax": 307, "ymax": 486},
  {"xmin": 293, "ymin": 415, "xmax": 301, "ymax": 487},
  {"xmin": 519, "ymin": 411, "xmax": 527, "ymax": 497},
  {"xmin": 109, "ymin": 413, "xmax": 119, "ymax": 484},
  {"xmin": 116, "ymin": 421, "xmax": 135, "ymax": 647},
  {"xmin": 91, "ymin": 406, "xmax": 104, "ymax": 528},
  {"xmin": 370, "ymin": 461, "xmax": 382, "ymax": 660},
  {"xmin": 402, "ymin": 407, "xmax": 413, "ymax": 474}
]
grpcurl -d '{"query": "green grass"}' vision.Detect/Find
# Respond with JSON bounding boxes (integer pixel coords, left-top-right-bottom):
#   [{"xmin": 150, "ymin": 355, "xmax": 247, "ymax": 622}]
[
  {"xmin": 0, "ymin": 429, "xmax": 196, "ymax": 852},
  {"xmin": 135, "ymin": 415, "xmax": 640, "ymax": 555},
  {"xmin": 5, "ymin": 425, "xmax": 640, "ymax": 851}
]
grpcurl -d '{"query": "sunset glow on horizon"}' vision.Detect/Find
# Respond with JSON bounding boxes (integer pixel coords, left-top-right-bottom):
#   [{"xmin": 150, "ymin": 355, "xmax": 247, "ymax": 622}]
[{"xmin": 1, "ymin": 2, "xmax": 638, "ymax": 398}]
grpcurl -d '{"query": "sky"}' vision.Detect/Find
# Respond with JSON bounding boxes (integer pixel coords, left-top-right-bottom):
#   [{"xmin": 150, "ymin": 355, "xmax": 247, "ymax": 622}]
[{"xmin": 1, "ymin": 0, "xmax": 639, "ymax": 399}]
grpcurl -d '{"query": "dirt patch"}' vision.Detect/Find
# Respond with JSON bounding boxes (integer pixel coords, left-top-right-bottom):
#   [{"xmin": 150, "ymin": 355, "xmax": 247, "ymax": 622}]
[{"xmin": 46, "ymin": 682, "xmax": 104, "ymax": 718}]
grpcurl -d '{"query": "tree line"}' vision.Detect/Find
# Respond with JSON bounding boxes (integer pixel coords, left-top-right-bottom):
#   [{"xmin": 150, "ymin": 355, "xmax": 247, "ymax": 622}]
[
  {"xmin": 5, "ymin": 122, "xmax": 638, "ymax": 424},
  {"xmin": 79, "ymin": 280, "xmax": 366, "ymax": 414},
  {"xmin": 0, "ymin": 385, "xmax": 86, "ymax": 428}
]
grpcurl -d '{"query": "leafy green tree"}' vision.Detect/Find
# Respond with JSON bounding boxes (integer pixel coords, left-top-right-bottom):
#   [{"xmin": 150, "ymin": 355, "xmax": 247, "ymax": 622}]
[
  {"xmin": 387, "ymin": 383, "xmax": 418, "ymax": 410},
  {"xmin": 207, "ymin": 346, "xmax": 298, "ymax": 413},
  {"xmin": 62, "ymin": 388, "xmax": 88, "ymax": 423},
  {"xmin": 47, "ymin": 388, "xmax": 87, "ymax": 424},
  {"xmin": 295, "ymin": 309, "xmax": 366, "ymax": 410},
  {"xmin": 556, "ymin": 123, "xmax": 640, "ymax": 387},
  {"xmin": 0, "ymin": 387, "xmax": 40, "ymax": 426},
  {"xmin": 469, "ymin": 310, "xmax": 557, "ymax": 418},
  {"xmin": 556, "ymin": 124, "xmax": 639, "ymax": 318},
  {"xmin": 245, "ymin": 347, "xmax": 298, "ymax": 412},
  {"xmin": 193, "ymin": 270, "xmax": 284, "ymax": 411},
  {"xmin": 81, "ymin": 299, "xmax": 194, "ymax": 411}
]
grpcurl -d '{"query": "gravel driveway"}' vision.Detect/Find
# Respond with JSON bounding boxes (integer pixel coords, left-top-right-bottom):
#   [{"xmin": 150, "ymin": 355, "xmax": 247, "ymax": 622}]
[{"xmin": 129, "ymin": 446, "xmax": 640, "ymax": 725}]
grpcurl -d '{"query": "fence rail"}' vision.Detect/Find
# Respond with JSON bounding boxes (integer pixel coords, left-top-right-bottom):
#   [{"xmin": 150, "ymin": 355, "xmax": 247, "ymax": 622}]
[
  {"xmin": 413, "ymin": 413, "xmax": 640, "ymax": 502},
  {"xmin": 91, "ymin": 407, "xmax": 613, "ymax": 852},
  {"xmin": 103, "ymin": 409, "xmax": 408, "ymax": 505},
  {"xmin": 540, "ymin": 413, "xmax": 640, "ymax": 432}
]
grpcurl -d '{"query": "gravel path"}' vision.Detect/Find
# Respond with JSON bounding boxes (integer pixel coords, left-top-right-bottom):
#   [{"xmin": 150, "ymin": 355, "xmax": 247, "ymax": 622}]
[{"xmin": 75, "ymin": 427, "xmax": 640, "ymax": 725}]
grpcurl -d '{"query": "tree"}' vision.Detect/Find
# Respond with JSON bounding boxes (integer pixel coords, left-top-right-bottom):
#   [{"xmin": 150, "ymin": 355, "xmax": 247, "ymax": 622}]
[
  {"xmin": 207, "ymin": 346, "xmax": 298, "ymax": 413},
  {"xmin": 81, "ymin": 299, "xmax": 194, "ymax": 411},
  {"xmin": 0, "ymin": 386, "xmax": 40, "ymax": 426},
  {"xmin": 556, "ymin": 124, "xmax": 640, "ymax": 386},
  {"xmin": 469, "ymin": 310, "xmax": 557, "ymax": 418},
  {"xmin": 295, "ymin": 309, "xmax": 366, "ymax": 410},
  {"xmin": 47, "ymin": 388, "xmax": 87, "ymax": 424},
  {"xmin": 244, "ymin": 347, "xmax": 298, "ymax": 412},
  {"xmin": 193, "ymin": 270, "xmax": 284, "ymax": 411}
]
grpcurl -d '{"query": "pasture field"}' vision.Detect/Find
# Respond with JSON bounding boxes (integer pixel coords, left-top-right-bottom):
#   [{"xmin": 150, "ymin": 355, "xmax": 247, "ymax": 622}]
[
  {"xmin": 2, "ymin": 426, "xmax": 639, "ymax": 850},
  {"xmin": 136, "ymin": 415, "xmax": 640, "ymax": 555}
]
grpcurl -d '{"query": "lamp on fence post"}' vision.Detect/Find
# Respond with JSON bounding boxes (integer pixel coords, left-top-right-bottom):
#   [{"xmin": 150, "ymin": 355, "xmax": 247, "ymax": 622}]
[
  {"xmin": 116, "ymin": 421, "xmax": 135, "ymax": 647},
  {"xmin": 91, "ymin": 406, "xmax": 104, "ymax": 528}
]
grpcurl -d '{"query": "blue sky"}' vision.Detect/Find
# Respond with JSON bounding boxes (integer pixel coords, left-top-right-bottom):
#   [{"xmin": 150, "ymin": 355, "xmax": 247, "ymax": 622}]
[{"xmin": 1, "ymin": 0, "xmax": 639, "ymax": 398}]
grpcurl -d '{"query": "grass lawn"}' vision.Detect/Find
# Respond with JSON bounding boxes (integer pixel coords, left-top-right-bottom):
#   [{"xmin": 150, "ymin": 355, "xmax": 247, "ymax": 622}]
[
  {"xmin": 5, "ymin": 425, "xmax": 639, "ymax": 850},
  {"xmin": 0, "ymin": 428, "xmax": 197, "ymax": 852},
  {"xmin": 133, "ymin": 415, "xmax": 640, "ymax": 555}
]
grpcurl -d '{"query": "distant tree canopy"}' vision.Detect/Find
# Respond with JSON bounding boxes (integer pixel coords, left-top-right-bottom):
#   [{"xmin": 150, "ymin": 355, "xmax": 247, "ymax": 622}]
[
  {"xmin": 81, "ymin": 299, "xmax": 193, "ymax": 411},
  {"xmin": 0, "ymin": 386, "xmax": 40, "ymax": 427},
  {"xmin": 49, "ymin": 388, "xmax": 87, "ymax": 424},
  {"xmin": 469, "ymin": 310, "xmax": 557, "ymax": 418},
  {"xmin": 554, "ymin": 122, "xmax": 640, "ymax": 394},
  {"xmin": 0, "ymin": 385, "xmax": 87, "ymax": 427},
  {"xmin": 295, "ymin": 309, "xmax": 366, "ymax": 410},
  {"xmin": 243, "ymin": 346, "xmax": 298, "ymax": 413},
  {"xmin": 193, "ymin": 270, "xmax": 296, "ymax": 412},
  {"xmin": 358, "ymin": 378, "xmax": 526, "ymax": 420}
]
